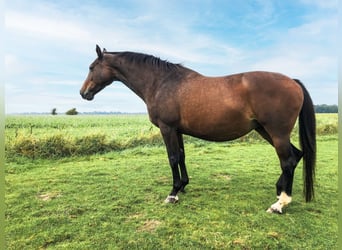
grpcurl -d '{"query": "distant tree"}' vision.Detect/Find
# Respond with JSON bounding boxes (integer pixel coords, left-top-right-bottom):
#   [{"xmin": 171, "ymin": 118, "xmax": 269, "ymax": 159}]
[
  {"xmin": 66, "ymin": 108, "xmax": 78, "ymax": 115},
  {"xmin": 314, "ymin": 104, "xmax": 338, "ymax": 113},
  {"xmin": 51, "ymin": 108, "xmax": 57, "ymax": 115}
]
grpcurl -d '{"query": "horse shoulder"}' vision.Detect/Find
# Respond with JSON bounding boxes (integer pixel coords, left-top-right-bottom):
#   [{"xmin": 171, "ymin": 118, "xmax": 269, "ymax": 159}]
[{"xmin": 146, "ymin": 87, "xmax": 181, "ymax": 128}]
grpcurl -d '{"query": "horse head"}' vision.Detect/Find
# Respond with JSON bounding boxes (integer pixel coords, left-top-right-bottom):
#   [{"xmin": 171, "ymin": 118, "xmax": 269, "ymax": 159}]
[{"xmin": 80, "ymin": 45, "xmax": 115, "ymax": 100}]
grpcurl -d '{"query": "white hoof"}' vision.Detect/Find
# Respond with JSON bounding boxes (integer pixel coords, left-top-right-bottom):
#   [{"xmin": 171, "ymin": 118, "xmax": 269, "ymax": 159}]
[
  {"xmin": 164, "ymin": 195, "xmax": 179, "ymax": 203},
  {"xmin": 266, "ymin": 192, "xmax": 292, "ymax": 214},
  {"xmin": 267, "ymin": 204, "xmax": 283, "ymax": 214}
]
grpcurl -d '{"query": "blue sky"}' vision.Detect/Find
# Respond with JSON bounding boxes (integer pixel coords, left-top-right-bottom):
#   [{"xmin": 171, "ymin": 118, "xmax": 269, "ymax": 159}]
[{"xmin": 5, "ymin": 0, "xmax": 338, "ymax": 113}]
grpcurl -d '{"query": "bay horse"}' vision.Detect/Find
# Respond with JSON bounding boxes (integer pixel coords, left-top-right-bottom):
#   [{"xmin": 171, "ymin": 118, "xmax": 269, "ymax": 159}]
[{"xmin": 80, "ymin": 45, "xmax": 316, "ymax": 213}]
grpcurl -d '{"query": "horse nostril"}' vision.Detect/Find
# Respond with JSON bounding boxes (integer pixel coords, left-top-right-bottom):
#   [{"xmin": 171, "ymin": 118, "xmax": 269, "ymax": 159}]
[
  {"xmin": 80, "ymin": 90, "xmax": 86, "ymax": 98},
  {"xmin": 80, "ymin": 90, "xmax": 94, "ymax": 101},
  {"xmin": 80, "ymin": 89, "xmax": 87, "ymax": 98}
]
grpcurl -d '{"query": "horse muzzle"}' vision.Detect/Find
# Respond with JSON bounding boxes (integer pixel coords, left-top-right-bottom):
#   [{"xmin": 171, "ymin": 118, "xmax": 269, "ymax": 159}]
[{"xmin": 80, "ymin": 90, "xmax": 94, "ymax": 101}]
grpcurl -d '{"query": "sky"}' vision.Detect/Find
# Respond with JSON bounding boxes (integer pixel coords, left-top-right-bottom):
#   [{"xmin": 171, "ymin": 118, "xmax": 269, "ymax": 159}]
[{"xmin": 4, "ymin": 0, "xmax": 338, "ymax": 114}]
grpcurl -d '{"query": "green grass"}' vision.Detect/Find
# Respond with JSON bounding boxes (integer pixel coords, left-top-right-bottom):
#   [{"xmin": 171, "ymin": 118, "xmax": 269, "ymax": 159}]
[{"xmin": 5, "ymin": 114, "xmax": 338, "ymax": 249}]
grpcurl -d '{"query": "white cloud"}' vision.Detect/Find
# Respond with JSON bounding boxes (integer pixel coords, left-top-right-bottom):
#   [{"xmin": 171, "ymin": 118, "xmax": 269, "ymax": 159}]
[
  {"xmin": 6, "ymin": 11, "xmax": 93, "ymax": 44},
  {"xmin": 4, "ymin": 1, "xmax": 338, "ymax": 113},
  {"xmin": 5, "ymin": 11, "xmax": 94, "ymax": 49},
  {"xmin": 299, "ymin": 0, "xmax": 337, "ymax": 9},
  {"xmin": 249, "ymin": 13, "xmax": 337, "ymax": 79},
  {"xmin": 5, "ymin": 54, "xmax": 33, "ymax": 75},
  {"xmin": 288, "ymin": 18, "xmax": 337, "ymax": 39}
]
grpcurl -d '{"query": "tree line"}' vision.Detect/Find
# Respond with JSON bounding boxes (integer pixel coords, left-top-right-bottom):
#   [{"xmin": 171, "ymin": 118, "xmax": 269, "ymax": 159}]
[
  {"xmin": 51, "ymin": 108, "xmax": 78, "ymax": 115},
  {"xmin": 314, "ymin": 104, "xmax": 338, "ymax": 113},
  {"xmin": 51, "ymin": 104, "xmax": 337, "ymax": 115}
]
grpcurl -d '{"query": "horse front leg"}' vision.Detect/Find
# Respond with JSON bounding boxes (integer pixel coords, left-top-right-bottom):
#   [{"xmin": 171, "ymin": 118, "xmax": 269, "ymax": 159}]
[
  {"xmin": 159, "ymin": 124, "xmax": 182, "ymax": 203},
  {"xmin": 178, "ymin": 133, "xmax": 189, "ymax": 193}
]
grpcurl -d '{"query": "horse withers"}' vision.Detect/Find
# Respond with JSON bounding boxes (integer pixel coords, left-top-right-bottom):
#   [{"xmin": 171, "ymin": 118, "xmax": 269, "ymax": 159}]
[{"xmin": 80, "ymin": 45, "xmax": 316, "ymax": 213}]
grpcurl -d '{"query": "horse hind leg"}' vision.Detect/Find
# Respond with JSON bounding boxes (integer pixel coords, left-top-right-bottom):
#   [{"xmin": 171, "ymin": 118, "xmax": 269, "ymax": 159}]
[
  {"xmin": 256, "ymin": 126, "xmax": 293, "ymax": 213},
  {"xmin": 255, "ymin": 125, "xmax": 274, "ymax": 145},
  {"xmin": 267, "ymin": 139, "xmax": 303, "ymax": 214}
]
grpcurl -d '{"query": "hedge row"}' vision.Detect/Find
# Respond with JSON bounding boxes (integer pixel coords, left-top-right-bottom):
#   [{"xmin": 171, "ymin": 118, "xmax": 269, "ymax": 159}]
[
  {"xmin": 6, "ymin": 123, "xmax": 337, "ymax": 159},
  {"xmin": 6, "ymin": 132, "xmax": 163, "ymax": 159}
]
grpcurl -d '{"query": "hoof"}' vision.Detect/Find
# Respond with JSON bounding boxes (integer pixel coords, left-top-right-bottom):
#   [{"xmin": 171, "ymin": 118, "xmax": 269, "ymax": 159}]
[
  {"xmin": 267, "ymin": 192, "xmax": 291, "ymax": 214},
  {"xmin": 266, "ymin": 202, "xmax": 283, "ymax": 214},
  {"xmin": 164, "ymin": 195, "xmax": 179, "ymax": 203},
  {"xmin": 266, "ymin": 207, "xmax": 283, "ymax": 214}
]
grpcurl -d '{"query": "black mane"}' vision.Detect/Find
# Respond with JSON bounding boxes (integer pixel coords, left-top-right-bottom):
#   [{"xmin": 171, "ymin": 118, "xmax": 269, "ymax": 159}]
[{"xmin": 105, "ymin": 51, "xmax": 185, "ymax": 73}]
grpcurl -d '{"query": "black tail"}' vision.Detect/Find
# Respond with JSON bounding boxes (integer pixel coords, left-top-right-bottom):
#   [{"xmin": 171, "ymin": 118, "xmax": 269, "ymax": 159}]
[{"xmin": 293, "ymin": 79, "xmax": 316, "ymax": 202}]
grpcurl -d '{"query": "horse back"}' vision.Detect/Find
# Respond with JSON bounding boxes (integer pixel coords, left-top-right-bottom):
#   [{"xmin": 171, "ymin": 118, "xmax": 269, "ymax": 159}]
[{"xmin": 150, "ymin": 71, "xmax": 303, "ymax": 141}]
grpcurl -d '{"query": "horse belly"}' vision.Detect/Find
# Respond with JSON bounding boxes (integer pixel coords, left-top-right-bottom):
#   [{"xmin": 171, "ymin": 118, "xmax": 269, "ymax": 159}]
[
  {"xmin": 177, "ymin": 79, "xmax": 255, "ymax": 141},
  {"xmin": 179, "ymin": 109, "xmax": 255, "ymax": 142}
]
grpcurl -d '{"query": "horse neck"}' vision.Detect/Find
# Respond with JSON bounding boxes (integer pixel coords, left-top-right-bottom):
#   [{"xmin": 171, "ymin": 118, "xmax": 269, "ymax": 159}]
[
  {"xmin": 108, "ymin": 56, "xmax": 159, "ymax": 103},
  {"xmin": 108, "ymin": 53, "xmax": 193, "ymax": 104}
]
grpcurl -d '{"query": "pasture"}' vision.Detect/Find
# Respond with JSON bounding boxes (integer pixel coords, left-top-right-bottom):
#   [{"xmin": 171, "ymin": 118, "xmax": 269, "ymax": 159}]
[{"xmin": 5, "ymin": 114, "xmax": 337, "ymax": 249}]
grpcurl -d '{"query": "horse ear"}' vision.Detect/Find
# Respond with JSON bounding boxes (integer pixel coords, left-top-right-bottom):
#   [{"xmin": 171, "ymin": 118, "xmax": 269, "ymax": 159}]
[{"xmin": 96, "ymin": 44, "xmax": 103, "ymax": 60}]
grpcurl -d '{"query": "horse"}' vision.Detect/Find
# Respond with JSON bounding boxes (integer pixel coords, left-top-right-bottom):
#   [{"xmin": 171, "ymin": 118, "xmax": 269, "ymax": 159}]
[{"xmin": 80, "ymin": 45, "xmax": 316, "ymax": 213}]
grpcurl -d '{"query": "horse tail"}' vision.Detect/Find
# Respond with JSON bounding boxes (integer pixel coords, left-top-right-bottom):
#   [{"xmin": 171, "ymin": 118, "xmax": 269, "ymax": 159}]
[{"xmin": 293, "ymin": 79, "xmax": 316, "ymax": 202}]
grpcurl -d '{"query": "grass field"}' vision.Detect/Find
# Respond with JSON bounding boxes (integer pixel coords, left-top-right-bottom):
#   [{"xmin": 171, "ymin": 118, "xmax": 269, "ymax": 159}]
[{"xmin": 5, "ymin": 114, "xmax": 338, "ymax": 249}]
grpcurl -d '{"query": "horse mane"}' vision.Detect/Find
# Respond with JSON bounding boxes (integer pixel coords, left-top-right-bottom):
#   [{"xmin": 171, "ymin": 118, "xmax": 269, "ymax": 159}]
[{"xmin": 105, "ymin": 51, "xmax": 186, "ymax": 73}]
